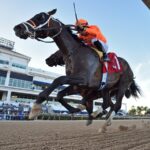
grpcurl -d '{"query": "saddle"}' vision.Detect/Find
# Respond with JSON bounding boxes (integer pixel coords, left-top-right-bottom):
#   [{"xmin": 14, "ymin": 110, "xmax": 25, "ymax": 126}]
[
  {"xmin": 91, "ymin": 47, "xmax": 103, "ymax": 60},
  {"xmin": 91, "ymin": 47, "xmax": 122, "ymax": 74}
]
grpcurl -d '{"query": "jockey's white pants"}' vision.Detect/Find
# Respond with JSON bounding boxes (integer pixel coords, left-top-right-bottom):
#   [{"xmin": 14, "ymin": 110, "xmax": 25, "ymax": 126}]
[{"xmin": 91, "ymin": 38, "xmax": 108, "ymax": 53}]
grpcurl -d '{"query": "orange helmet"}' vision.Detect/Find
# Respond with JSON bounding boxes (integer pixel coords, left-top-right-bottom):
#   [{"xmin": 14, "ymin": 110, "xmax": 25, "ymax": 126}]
[{"xmin": 75, "ymin": 19, "xmax": 88, "ymax": 26}]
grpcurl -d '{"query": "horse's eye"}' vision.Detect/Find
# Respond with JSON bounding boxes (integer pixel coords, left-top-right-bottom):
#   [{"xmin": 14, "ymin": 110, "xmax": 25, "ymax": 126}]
[{"xmin": 36, "ymin": 13, "xmax": 46, "ymax": 21}]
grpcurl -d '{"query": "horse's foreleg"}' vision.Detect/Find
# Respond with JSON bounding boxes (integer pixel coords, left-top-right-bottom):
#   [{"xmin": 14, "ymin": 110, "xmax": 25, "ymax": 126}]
[
  {"xmin": 29, "ymin": 76, "xmax": 83, "ymax": 119},
  {"xmin": 45, "ymin": 50, "xmax": 64, "ymax": 67},
  {"xmin": 76, "ymin": 89, "xmax": 94, "ymax": 111},
  {"xmin": 85, "ymin": 100, "xmax": 94, "ymax": 126},
  {"xmin": 77, "ymin": 90, "xmax": 97, "ymax": 126},
  {"xmin": 36, "ymin": 76, "xmax": 83, "ymax": 104},
  {"xmin": 57, "ymin": 85, "xmax": 81, "ymax": 113}
]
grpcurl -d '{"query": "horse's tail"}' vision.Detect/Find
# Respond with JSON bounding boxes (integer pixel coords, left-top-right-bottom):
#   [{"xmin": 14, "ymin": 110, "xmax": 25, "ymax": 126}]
[{"xmin": 125, "ymin": 79, "xmax": 142, "ymax": 99}]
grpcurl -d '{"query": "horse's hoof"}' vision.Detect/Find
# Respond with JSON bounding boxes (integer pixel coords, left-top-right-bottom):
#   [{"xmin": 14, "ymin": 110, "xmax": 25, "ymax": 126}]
[
  {"xmin": 98, "ymin": 127, "xmax": 107, "ymax": 133},
  {"xmin": 107, "ymin": 121, "xmax": 112, "ymax": 126},
  {"xmin": 86, "ymin": 119, "xmax": 93, "ymax": 126},
  {"xmin": 29, "ymin": 103, "xmax": 42, "ymax": 120},
  {"xmin": 97, "ymin": 113, "xmax": 104, "ymax": 118},
  {"xmin": 91, "ymin": 107, "xmax": 103, "ymax": 118}
]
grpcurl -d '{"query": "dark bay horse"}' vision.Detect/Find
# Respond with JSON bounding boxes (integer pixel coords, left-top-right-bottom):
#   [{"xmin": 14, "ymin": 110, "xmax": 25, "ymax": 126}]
[{"xmin": 13, "ymin": 9, "xmax": 141, "ymax": 124}]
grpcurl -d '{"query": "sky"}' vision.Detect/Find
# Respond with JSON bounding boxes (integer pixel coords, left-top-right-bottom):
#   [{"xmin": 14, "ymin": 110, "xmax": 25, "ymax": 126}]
[{"xmin": 0, "ymin": 0, "xmax": 150, "ymax": 110}]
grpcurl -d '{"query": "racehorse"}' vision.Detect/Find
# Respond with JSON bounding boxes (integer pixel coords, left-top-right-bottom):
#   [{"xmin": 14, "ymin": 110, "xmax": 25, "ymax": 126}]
[
  {"xmin": 14, "ymin": 9, "xmax": 141, "ymax": 125},
  {"xmin": 45, "ymin": 50, "xmax": 141, "ymax": 124}
]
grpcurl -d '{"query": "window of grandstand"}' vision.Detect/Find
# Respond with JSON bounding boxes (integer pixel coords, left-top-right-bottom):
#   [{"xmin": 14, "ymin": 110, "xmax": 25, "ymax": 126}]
[
  {"xmin": 0, "ymin": 76, "xmax": 5, "ymax": 85},
  {"xmin": 11, "ymin": 92, "xmax": 53, "ymax": 103},
  {"xmin": 12, "ymin": 63, "xmax": 26, "ymax": 69},
  {"xmin": 9, "ymin": 78, "xmax": 32, "ymax": 89},
  {"xmin": 32, "ymin": 84, "xmax": 42, "ymax": 90},
  {"xmin": 33, "ymin": 81, "xmax": 50, "ymax": 90},
  {"xmin": 9, "ymin": 72, "xmax": 33, "ymax": 89},
  {"xmin": 0, "ymin": 59, "xmax": 9, "ymax": 65},
  {"xmin": 32, "ymin": 84, "xmax": 45, "ymax": 90},
  {"xmin": 0, "ymin": 70, "xmax": 6, "ymax": 85},
  {"xmin": 11, "ymin": 92, "xmax": 37, "ymax": 103}
]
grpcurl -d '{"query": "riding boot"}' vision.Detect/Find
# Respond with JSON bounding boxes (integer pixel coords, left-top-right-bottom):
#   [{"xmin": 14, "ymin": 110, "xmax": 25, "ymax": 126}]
[
  {"xmin": 103, "ymin": 52, "xmax": 110, "ymax": 61},
  {"xmin": 93, "ymin": 40, "xmax": 109, "ymax": 61}
]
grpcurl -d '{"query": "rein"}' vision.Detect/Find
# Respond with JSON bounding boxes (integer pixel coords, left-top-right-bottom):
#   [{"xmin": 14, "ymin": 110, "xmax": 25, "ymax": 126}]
[
  {"xmin": 35, "ymin": 25, "xmax": 77, "ymax": 43},
  {"xmin": 35, "ymin": 27, "xmax": 60, "ymax": 43},
  {"xmin": 35, "ymin": 37, "xmax": 55, "ymax": 43}
]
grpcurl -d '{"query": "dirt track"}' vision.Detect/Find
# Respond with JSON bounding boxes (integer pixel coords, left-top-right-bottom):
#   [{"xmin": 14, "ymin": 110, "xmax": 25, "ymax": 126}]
[{"xmin": 0, "ymin": 120, "xmax": 150, "ymax": 150}]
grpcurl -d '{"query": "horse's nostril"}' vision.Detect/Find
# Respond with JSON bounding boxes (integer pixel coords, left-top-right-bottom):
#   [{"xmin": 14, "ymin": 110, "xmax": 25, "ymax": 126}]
[{"xmin": 14, "ymin": 25, "xmax": 23, "ymax": 32}]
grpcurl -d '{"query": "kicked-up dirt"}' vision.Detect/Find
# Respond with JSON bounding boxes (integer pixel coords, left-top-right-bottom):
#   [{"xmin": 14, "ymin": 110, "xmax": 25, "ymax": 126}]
[{"xmin": 0, "ymin": 120, "xmax": 150, "ymax": 150}]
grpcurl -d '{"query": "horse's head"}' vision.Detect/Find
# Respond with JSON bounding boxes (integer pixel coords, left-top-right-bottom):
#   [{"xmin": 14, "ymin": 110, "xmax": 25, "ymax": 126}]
[{"xmin": 13, "ymin": 9, "xmax": 59, "ymax": 39}]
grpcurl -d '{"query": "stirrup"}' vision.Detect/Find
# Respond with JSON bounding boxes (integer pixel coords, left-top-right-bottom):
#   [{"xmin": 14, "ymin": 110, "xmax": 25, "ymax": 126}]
[{"xmin": 98, "ymin": 82, "xmax": 106, "ymax": 90}]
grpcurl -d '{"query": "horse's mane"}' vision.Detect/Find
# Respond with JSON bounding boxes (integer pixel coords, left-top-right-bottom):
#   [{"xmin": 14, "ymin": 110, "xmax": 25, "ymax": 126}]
[
  {"xmin": 66, "ymin": 26, "xmax": 88, "ymax": 47},
  {"xmin": 55, "ymin": 18, "xmax": 88, "ymax": 47}
]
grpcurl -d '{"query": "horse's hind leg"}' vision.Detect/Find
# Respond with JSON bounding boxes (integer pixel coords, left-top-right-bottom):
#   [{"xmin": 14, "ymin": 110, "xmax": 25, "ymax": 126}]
[
  {"xmin": 91, "ymin": 89, "xmax": 113, "ymax": 119},
  {"xmin": 101, "ymin": 89, "xmax": 125, "ymax": 132},
  {"xmin": 98, "ymin": 91, "xmax": 114, "ymax": 133},
  {"xmin": 114, "ymin": 83, "xmax": 129, "ymax": 113}
]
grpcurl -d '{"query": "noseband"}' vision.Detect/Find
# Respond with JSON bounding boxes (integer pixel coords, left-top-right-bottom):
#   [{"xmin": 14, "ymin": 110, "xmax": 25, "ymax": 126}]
[{"xmin": 21, "ymin": 13, "xmax": 63, "ymax": 43}]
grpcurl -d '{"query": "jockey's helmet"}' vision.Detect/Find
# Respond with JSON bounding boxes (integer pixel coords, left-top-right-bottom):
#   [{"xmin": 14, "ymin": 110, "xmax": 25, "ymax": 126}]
[{"xmin": 75, "ymin": 19, "xmax": 88, "ymax": 26}]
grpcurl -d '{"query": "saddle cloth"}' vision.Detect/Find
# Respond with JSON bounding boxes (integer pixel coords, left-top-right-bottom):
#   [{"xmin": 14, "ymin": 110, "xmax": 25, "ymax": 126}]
[
  {"xmin": 91, "ymin": 47, "xmax": 122, "ymax": 74},
  {"xmin": 102, "ymin": 52, "xmax": 123, "ymax": 74}
]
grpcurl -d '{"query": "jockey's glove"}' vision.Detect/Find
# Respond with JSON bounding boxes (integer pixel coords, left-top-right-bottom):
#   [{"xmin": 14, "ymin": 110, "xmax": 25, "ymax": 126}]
[{"xmin": 76, "ymin": 25, "xmax": 85, "ymax": 32}]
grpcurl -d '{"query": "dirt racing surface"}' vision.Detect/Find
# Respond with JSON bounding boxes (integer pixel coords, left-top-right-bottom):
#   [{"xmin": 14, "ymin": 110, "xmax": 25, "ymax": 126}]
[{"xmin": 0, "ymin": 120, "xmax": 150, "ymax": 150}]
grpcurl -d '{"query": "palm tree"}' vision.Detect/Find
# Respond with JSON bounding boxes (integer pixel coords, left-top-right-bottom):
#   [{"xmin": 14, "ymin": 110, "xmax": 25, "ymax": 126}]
[
  {"xmin": 128, "ymin": 106, "xmax": 136, "ymax": 116},
  {"xmin": 137, "ymin": 106, "xmax": 143, "ymax": 116}
]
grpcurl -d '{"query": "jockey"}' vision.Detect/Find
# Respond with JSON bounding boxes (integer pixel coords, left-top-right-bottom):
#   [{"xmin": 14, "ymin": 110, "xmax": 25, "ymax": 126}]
[{"xmin": 75, "ymin": 19, "xmax": 109, "ymax": 61}]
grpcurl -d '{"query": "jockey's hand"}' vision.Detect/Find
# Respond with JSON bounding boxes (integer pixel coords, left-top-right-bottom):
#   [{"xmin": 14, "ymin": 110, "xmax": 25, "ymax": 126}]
[{"xmin": 76, "ymin": 25, "xmax": 85, "ymax": 32}]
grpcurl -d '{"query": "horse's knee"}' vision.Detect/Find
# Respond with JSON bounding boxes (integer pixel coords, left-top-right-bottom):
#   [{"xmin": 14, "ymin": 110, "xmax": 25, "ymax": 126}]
[
  {"xmin": 53, "ymin": 76, "xmax": 67, "ymax": 85},
  {"xmin": 81, "ymin": 98, "xmax": 86, "ymax": 105},
  {"xmin": 45, "ymin": 57, "xmax": 52, "ymax": 66},
  {"xmin": 39, "ymin": 91, "xmax": 48, "ymax": 100},
  {"xmin": 45, "ymin": 57, "xmax": 49, "ymax": 64}
]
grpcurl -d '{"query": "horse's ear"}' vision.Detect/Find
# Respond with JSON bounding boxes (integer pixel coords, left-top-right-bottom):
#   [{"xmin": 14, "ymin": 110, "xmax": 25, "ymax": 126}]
[{"xmin": 48, "ymin": 9, "xmax": 57, "ymax": 15}]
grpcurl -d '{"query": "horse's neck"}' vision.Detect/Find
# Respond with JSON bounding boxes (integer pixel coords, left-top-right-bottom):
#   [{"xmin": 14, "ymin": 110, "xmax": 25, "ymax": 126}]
[{"xmin": 53, "ymin": 28, "xmax": 79, "ymax": 55}]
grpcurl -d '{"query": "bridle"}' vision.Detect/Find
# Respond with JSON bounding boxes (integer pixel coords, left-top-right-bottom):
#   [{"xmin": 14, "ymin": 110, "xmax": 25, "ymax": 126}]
[{"xmin": 21, "ymin": 13, "xmax": 63, "ymax": 43}]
